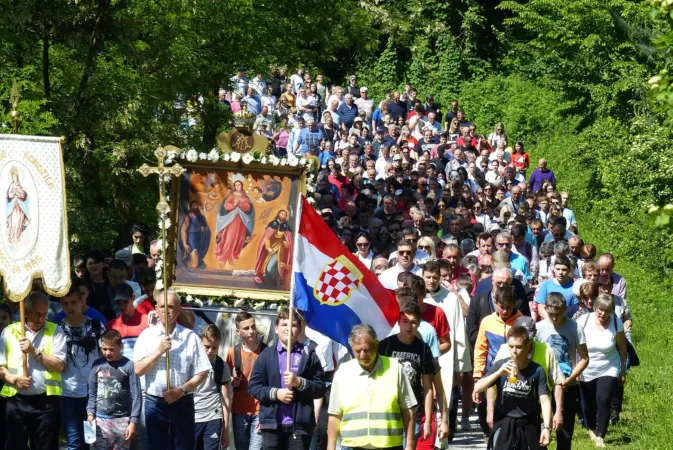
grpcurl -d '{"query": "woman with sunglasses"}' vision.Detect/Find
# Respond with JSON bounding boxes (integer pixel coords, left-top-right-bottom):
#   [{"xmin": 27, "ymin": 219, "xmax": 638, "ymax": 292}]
[
  {"xmin": 417, "ymin": 236, "xmax": 437, "ymax": 261},
  {"xmin": 353, "ymin": 231, "xmax": 375, "ymax": 270}
]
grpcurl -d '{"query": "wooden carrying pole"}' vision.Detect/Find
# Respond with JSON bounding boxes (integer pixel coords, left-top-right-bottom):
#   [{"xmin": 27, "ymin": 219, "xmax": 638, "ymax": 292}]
[
  {"xmin": 137, "ymin": 146, "xmax": 185, "ymax": 390},
  {"xmin": 19, "ymin": 301, "xmax": 27, "ymax": 377},
  {"xmin": 286, "ymin": 193, "xmax": 304, "ymax": 369}
]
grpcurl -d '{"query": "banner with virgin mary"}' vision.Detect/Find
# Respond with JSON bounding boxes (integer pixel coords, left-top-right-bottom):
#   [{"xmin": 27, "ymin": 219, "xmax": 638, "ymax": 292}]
[{"xmin": 0, "ymin": 135, "xmax": 70, "ymax": 300}]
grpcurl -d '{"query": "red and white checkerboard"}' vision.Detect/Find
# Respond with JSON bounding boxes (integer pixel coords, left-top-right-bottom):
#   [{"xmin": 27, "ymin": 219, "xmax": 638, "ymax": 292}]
[{"xmin": 314, "ymin": 259, "xmax": 361, "ymax": 305}]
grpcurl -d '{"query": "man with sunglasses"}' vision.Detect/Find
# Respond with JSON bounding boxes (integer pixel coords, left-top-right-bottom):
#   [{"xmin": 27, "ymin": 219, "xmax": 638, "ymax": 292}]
[
  {"xmin": 388, "ymin": 228, "xmax": 429, "ymax": 265},
  {"xmin": 494, "ymin": 231, "xmax": 530, "ymax": 281},
  {"xmin": 379, "ymin": 240, "xmax": 422, "ymax": 290}
]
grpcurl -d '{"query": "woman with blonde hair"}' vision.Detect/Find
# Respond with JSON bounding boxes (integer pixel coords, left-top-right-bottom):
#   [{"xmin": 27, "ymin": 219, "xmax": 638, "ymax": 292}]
[
  {"xmin": 487, "ymin": 122, "xmax": 508, "ymax": 148},
  {"xmin": 499, "ymin": 204, "xmax": 514, "ymax": 224},
  {"xmin": 417, "ymin": 236, "xmax": 436, "ymax": 261}
]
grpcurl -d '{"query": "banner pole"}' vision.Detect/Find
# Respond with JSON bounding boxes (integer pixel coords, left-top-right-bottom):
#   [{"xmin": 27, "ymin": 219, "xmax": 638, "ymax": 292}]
[
  {"xmin": 19, "ymin": 301, "xmax": 27, "ymax": 377},
  {"xmin": 287, "ymin": 193, "xmax": 304, "ymax": 370}
]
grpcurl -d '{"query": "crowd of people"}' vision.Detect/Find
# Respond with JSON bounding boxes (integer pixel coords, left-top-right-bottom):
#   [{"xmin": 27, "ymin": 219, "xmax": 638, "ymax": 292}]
[{"xmin": 0, "ymin": 68, "xmax": 636, "ymax": 450}]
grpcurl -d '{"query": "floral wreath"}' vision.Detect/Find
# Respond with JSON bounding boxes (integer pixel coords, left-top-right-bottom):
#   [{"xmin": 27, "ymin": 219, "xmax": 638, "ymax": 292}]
[{"xmin": 152, "ymin": 147, "xmax": 317, "ymax": 310}]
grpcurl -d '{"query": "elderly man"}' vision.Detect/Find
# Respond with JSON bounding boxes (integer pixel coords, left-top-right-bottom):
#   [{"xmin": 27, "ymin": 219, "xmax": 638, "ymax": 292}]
[
  {"xmin": 529, "ymin": 158, "xmax": 557, "ymax": 193},
  {"xmin": 327, "ymin": 324, "xmax": 417, "ymax": 450},
  {"xmin": 337, "ymin": 94, "xmax": 359, "ymax": 131},
  {"xmin": 597, "ymin": 253, "xmax": 627, "ymax": 301},
  {"xmin": 294, "ymin": 118, "xmax": 324, "ymax": 156},
  {"xmin": 134, "ymin": 290, "xmax": 210, "ymax": 450},
  {"xmin": 379, "ymin": 240, "xmax": 422, "ymax": 289},
  {"xmin": 494, "ymin": 231, "xmax": 530, "ymax": 280},
  {"xmin": 499, "ymin": 185, "xmax": 524, "ymax": 215},
  {"xmin": 0, "ymin": 291, "xmax": 67, "ymax": 450},
  {"xmin": 354, "ymin": 87, "xmax": 374, "ymax": 122}
]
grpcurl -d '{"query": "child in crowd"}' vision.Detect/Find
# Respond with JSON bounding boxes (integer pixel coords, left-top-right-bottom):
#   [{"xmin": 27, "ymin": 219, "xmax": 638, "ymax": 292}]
[
  {"xmin": 475, "ymin": 326, "xmax": 552, "ymax": 449},
  {"xmin": 225, "ymin": 312, "xmax": 266, "ymax": 450},
  {"xmin": 87, "ymin": 330, "xmax": 141, "ymax": 450},
  {"xmin": 248, "ymin": 307, "xmax": 326, "ymax": 450},
  {"xmin": 73, "ymin": 255, "xmax": 88, "ymax": 278},
  {"xmin": 193, "ymin": 325, "xmax": 231, "ymax": 450}
]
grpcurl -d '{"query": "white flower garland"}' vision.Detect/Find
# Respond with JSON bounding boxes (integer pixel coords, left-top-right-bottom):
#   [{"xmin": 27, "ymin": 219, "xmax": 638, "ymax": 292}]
[{"xmin": 152, "ymin": 147, "xmax": 317, "ymax": 308}]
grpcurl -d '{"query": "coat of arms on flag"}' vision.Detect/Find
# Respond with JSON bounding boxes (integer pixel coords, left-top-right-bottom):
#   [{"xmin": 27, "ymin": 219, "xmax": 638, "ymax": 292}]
[{"xmin": 313, "ymin": 255, "xmax": 363, "ymax": 306}]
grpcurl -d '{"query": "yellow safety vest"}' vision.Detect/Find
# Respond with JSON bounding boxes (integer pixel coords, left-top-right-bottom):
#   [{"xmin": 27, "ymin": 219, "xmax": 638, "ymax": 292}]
[
  {"xmin": 338, "ymin": 356, "xmax": 404, "ymax": 448},
  {"xmin": 0, "ymin": 322, "xmax": 62, "ymax": 397}
]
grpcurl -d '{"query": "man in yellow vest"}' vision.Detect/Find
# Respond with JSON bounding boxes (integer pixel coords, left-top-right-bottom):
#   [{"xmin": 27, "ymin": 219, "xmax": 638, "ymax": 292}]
[
  {"xmin": 327, "ymin": 324, "xmax": 417, "ymax": 450},
  {"xmin": 0, "ymin": 291, "xmax": 66, "ymax": 450}
]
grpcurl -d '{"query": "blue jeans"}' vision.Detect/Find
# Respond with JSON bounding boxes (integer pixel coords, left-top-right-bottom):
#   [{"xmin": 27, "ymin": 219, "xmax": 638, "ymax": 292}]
[
  {"xmin": 60, "ymin": 396, "xmax": 89, "ymax": 450},
  {"xmin": 145, "ymin": 394, "xmax": 195, "ymax": 450},
  {"xmin": 232, "ymin": 413, "xmax": 263, "ymax": 450}
]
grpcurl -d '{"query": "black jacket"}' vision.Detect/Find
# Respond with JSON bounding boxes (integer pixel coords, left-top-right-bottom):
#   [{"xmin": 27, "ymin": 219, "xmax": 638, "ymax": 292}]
[{"xmin": 248, "ymin": 343, "xmax": 326, "ymax": 434}]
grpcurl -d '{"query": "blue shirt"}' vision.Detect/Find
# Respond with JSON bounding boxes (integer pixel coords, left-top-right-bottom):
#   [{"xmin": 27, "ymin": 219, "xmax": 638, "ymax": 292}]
[
  {"xmin": 534, "ymin": 279, "xmax": 579, "ymax": 317},
  {"xmin": 509, "ymin": 252, "xmax": 531, "ymax": 280},
  {"xmin": 296, "ymin": 127, "xmax": 324, "ymax": 155},
  {"xmin": 319, "ymin": 151, "xmax": 336, "ymax": 168},
  {"xmin": 277, "ymin": 341, "xmax": 303, "ymax": 426},
  {"xmin": 244, "ymin": 95, "xmax": 262, "ymax": 116},
  {"xmin": 52, "ymin": 306, "xmax": 107, "ymax": 326},
  {"xmin": 336, "ymin": 103, "xmax": 359, "ymax": 127}
]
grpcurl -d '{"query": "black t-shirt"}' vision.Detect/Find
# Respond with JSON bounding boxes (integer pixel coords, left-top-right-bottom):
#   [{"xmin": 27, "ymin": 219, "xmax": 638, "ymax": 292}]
[
  {"xmin": 486, "ymin": 358, "xmax": 548, "ymax": 420},
  {"xmin": 379, "ymin": 335, "xmax": 439, "ymax": 408}
]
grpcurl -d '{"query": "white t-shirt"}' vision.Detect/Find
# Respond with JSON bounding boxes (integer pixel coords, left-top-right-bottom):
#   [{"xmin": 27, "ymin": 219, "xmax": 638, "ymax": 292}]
[
  {"xmin": 579, "ymin": 313, "xmax": 623, "ymax": 382},
  {"xmin": 378, "ymin": 264, "xmax": 422, "ymax": 290}
]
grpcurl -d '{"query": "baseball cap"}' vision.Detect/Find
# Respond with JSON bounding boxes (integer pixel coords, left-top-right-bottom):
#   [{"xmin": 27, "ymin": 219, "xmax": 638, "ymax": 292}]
[
  {"xmin": 114, "ymin": 248, "xmax": 133, "ymax": 266},
  {"xmin": 376, "ymin": 126, "xmax": 386, "ymax": 133},
  {"xmin": 449, "ymin": 170, "xmax": 461, "ymax": 181},
  {"xmin": 350, "ymin": 75, "xmax": 357, "ymax": 80},
  {"xmin": 487, "ymin": 223, "xmax": 502, "ymax": 233},
  {"xmin": 514, "ymin": 316, "xmax": 537, "ymax": 339},
  {"xmin": 395, "ymin": 189, "xmax": 404, "ymax": 196},
  {"xmin": 112, "ymin": 283, "xmax": 134, "ymax": 302},
  {"xmin": 354, "ymin": 117, "xmax": 363, "ymax": 123}
]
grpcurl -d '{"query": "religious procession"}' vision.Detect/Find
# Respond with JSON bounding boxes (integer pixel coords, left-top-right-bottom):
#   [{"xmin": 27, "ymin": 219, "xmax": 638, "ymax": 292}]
[{"xmin": 1, "ymin": 22, "xmax": 663, "ymax": 448}]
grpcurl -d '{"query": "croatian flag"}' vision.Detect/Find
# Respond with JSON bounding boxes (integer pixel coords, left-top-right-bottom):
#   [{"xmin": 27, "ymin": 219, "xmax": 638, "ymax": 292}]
[{"xmin": 294, "ymin": 197, "xmax": 399, "ymax": 351}]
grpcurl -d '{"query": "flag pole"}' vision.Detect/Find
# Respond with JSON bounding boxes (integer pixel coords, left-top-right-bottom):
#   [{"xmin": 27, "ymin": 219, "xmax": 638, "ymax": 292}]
[{"xmin": 287, "ymin": 193, "xmax": 304, "ymax": 370}]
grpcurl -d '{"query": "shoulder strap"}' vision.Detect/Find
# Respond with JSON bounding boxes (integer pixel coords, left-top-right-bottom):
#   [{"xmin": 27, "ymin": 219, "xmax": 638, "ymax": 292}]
[
  {"xmin": 234, "ymin": 344, "xmax": 242, "ymax": 376},
  {"xmin": 214, "ymin": 355, "xmax": 225, "ymax": 386},
  {"xmin": 583, "ymin": 313, "xmax": 591, "ymax": 329},
  {"xmin": 613, "ymin": 314, "xmax": 618, "ymax": 331}
]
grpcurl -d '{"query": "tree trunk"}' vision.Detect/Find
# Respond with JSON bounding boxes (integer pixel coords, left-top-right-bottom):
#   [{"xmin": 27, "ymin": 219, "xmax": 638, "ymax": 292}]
[{"xmin": 43, "ymin": 34, "xmax": 51, "ymax": 98}]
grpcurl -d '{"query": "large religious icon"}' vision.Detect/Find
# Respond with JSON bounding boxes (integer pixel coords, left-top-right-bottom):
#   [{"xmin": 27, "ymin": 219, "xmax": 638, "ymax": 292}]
[{"xmin": 171, "ymin": 162, "xmax": 303, "ymax": 300}]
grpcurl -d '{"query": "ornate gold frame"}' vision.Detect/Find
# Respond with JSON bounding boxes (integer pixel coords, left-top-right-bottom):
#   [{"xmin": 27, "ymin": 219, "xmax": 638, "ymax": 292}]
[{"xmin": 168, "ymin": 160, "xmax": 306, "ymax": 301}]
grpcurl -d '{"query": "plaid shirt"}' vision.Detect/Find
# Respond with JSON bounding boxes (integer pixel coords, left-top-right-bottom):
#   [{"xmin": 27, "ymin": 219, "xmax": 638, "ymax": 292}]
[{"xmin": 134, "ymin": 324, "xmax": 210, "ymax": 396}]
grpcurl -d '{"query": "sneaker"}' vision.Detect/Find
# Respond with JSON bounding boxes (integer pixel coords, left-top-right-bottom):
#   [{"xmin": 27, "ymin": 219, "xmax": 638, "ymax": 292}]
[
  {"xmin": 595, "ymin": 436, "xmax": 606, "ymax": 448},
  {"xmin": 588, "ymin": 429, "xmax": 598, "ymax": 443},
  {"xmin": 460, "ymin": 417, "xmax": 473, "ymax": 431},
  {"xmin": 609, "ymin": 412, "xmax": 620, "ymax": 425}
]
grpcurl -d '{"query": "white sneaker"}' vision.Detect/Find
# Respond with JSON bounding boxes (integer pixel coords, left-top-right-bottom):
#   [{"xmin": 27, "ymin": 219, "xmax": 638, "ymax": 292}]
[
  {"xmin": 595, "ymin": 437, "xmax": 606, "ymax": 448},
  {"xmin": 460, "ymin": 417, "xmax": 472, "ymax": 431},
  {"xmin": 588, "ymin": 429, "xmax": 598, "ymax": 443}
]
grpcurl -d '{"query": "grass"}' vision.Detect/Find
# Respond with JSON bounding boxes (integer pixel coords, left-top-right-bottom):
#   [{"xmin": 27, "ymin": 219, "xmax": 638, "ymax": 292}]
[{"xmin": 547, "ymin": 261, "xmax": 673, "ymax": 450}]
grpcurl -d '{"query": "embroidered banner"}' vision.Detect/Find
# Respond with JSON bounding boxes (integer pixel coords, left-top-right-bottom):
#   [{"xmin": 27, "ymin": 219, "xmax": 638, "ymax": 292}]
[{"xmin": 0, "ymin": 135, "xmax": 70, "ymax": 300}]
